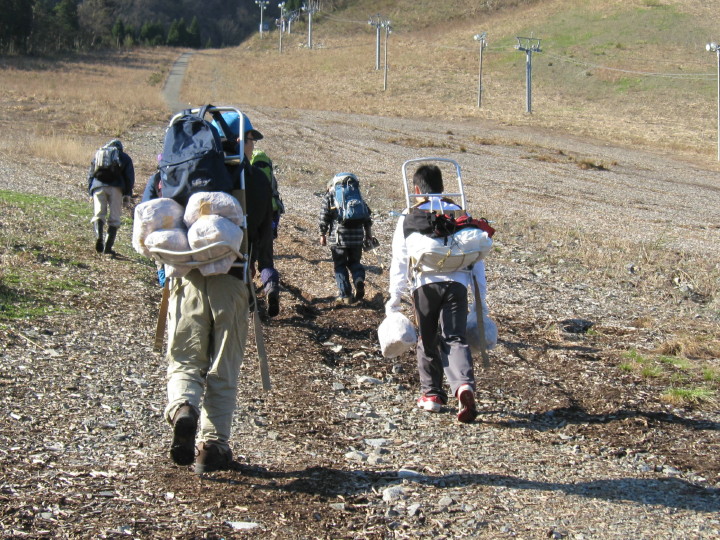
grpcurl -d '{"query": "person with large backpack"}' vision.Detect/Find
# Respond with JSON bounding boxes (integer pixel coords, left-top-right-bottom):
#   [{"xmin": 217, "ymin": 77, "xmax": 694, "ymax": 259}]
[
  {"xmin": 87, "ymin": 139, "xmax": 134, "ymax": 256},
  {"xmin": 140, "ymin": 106, "xmax": 255, "ymax": 473},
  {"xmin": 385, "ymin": 164, "xmax": 493, "ymax": 423},
  {"xmin": 318, "ymin": 173, "xmax": 374, "ymax": 304}
]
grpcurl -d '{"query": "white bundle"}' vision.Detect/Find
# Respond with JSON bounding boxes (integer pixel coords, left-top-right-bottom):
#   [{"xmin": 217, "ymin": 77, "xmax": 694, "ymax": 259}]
[
  {"xmin": 132, "ymin": 198, "xmax": 185, "ymax": 257},
  {"xmin": 184, "ymin": 192, "xmax": 243, "ymax": 228},
  {"xmin": 144, "ymin": 229, "xmax": 192, "ymax": 264},
  {"xmin": 188, "ymin": 215, "xmax": 243, "ymax": 276},
  {"xmin": 197, "ymin": 254, "xmax": 236, "ymax": 277},
  {"xmin": 378, "ymin": 312, "xmax": 417, "ymax": 358},
  {"xmin": 467, "ymin": 302, "xmax": 498, "ymax": 353},
  {"xmin": 406, "ymin": 228, "xmax": 492, "ymax": 273}
]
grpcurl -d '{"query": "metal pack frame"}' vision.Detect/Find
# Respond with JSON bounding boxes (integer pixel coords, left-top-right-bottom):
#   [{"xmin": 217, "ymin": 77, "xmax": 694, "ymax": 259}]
[{"xmin": 401, "ymin": 156, "xmax": 466, "ymax": 212}]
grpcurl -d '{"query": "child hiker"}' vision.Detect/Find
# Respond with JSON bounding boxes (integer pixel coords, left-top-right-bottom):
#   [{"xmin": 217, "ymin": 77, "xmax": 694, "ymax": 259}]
[{"xmin": 318, "ymin": 173, "xmax": 373, "ymax": 304}]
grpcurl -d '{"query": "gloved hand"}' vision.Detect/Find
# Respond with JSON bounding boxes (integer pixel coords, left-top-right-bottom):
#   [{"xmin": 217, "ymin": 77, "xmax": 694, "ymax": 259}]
[
  {"xmin": 363, "ymin": 236, "xmax": 379, "ymax": 251},
  {"xmin": 385, "ymin": 294, "xmax": 401, "ymax": 316},
  {"xmin": 123, "ymin": 195, "xmax": 133, "ymax": 208}
]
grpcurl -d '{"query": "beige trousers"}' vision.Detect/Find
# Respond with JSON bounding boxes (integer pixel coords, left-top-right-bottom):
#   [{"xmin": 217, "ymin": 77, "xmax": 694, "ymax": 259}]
[
  {"xmin": 164, "ymin": 270, "xmax": 249, "ymax": 447},
  {"xmin": 91, "ymin": 185, "xmax": 123, "ymax": 228}
]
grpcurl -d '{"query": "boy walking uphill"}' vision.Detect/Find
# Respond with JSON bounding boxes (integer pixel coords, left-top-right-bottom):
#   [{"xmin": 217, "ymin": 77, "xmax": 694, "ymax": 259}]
[
  {"xmin": 318, "ymin": 173, "xmax": 373, "ymax": 304},
  {"xmin": 386, "ymin": 164, "xmax": 491, "ymax": 423}
]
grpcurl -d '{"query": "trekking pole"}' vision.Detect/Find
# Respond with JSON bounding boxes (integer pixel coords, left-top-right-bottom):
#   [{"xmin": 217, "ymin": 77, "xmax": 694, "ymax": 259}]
[
  {"xmin": 154, "ymin": 280, "xmax": 170, "ymax": 353},
  {"xmin": 249, "ymin": 280, "xmax": 272, "ymax": 391}
]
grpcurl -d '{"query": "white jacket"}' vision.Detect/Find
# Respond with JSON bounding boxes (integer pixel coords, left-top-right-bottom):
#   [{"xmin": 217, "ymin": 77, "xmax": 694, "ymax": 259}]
[{"xmin": 387, "ymin": 197, "xmax": 488, "ymax": 301}]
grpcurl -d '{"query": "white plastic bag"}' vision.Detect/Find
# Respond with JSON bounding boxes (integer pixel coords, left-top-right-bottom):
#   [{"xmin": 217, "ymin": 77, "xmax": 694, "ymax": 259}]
[
  {"xmin": 184, "ymin": 191, "xmax": 244, "ymax": 228},
  {"xmin": 143, "ymin": 229, "xmax": 192, "ymax": 264},
  {"xmin": 378, "ymin": 312, "xmax": 417, "ymax": 358},
  {"xmin": 132, "ymin": 198, "xmax": 185, "ymax": 257},
  {"xmin": 187, "ymin": 215, "xmax": 243, "ymax": 262},
  {"xmin": 467, "ymin": 302, "xmax": 498, "ymax": 353}
]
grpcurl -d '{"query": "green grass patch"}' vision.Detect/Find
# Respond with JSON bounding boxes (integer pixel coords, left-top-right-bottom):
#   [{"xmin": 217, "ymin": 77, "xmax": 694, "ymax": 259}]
[
  {"xmin": 662, "ymin": 387, "xmax": 715, "ymax": 405},
  {"xmin": 0, "ymin": 189, "xmax": 97, "ymax": 321}
]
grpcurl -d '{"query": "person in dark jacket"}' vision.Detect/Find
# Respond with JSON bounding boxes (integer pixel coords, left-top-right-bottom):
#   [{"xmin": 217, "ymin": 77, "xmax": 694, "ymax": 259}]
[
  {"xmin": 87, "ymin": 139, "xmax": 134, "ymax": 256},
  {"xmin": 318, "ymin": 173, "xmax": 373, "ymax": 304},
  {"xmin": 219, "ymin": 112, "xmax": 280, "ymax": 317}
]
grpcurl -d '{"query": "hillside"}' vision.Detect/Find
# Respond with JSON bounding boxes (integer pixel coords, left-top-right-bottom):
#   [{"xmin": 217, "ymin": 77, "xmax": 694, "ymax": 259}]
[{"xmin": 183, "ymin": 0, "xmax": 720, "ymax": 160}]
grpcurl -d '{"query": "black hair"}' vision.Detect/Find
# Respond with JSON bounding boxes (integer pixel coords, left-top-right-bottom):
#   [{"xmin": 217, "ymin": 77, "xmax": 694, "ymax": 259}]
[{"xmin": 413, "ymin": 164, "xmax": 444, "ymax": 194}]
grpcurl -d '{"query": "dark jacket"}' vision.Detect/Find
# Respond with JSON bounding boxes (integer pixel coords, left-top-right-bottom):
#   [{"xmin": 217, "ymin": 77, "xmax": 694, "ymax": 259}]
[
  {"xmin": 87, "ymin": 151, "xmax": 135, "ymax": 197},
  {"xmin": 318, "ymin": 190, "xmax": 372, "ymax": 248}
]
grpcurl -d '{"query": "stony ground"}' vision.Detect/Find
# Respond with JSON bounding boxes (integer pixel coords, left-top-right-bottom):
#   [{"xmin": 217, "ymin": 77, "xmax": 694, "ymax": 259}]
[{"xmin": 1, "ymin": 96, "xmax": 720, "ymax": 538}]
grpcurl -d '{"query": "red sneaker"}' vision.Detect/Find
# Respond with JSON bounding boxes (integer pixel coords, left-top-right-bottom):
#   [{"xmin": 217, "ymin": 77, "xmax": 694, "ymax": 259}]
[
  {"xmin": 456, "ymin": 384, "xmax": 478, "ymax": 423},
  {"xmin": 416, "ymin": 394, "xmax": 444, "ymax": 413}
]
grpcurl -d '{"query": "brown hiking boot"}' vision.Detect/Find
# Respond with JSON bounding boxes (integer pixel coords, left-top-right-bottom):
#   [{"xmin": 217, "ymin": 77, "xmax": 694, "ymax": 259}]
[
  {"xmin": 170, "ymin": 403, "xmax": 198, "ymax": 466},
  {"xmin": 194, "ymin": 442, "xmax": 233, "ymax": 474}
]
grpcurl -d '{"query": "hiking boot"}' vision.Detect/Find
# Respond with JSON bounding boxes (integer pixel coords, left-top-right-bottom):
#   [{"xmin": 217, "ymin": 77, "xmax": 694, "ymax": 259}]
[
  {"xmin": 169, "ymin": 404, "xmax": 198, "ymax": 466},
  {"xmin": 194, "ymin": 442, "xmax": 233, "ymax": 474},
  {"xmin": 416, "ymin": 394, "xmax": 444, "ymax": 413},
  {"xmin": 353, "ymin": 280, "xmax": 365, "ymax": 301},
  {"xmin": 93, "ymin": 222, "xmax": 104, "ymax": 253},
  {"xmin": 336, "ymin": 296, "xmax": 351, "ymax": 305},
  {"xmin": 456, "ymin": 384, "xmax": 478, "ymax": 423},
  {"xmin": 267, "ymin": 287, "xmax": 280, "ymax": 317},
  {"xmin": 103, "ymin": 226, "xmax": 118, "ymax": 256}
]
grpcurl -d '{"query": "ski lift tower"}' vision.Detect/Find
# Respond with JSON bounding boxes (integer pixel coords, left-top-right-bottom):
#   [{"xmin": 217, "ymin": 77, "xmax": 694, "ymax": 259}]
[
  {"xmin": 255, "ymin": 0, "xmax": 269, "ymax": 38},
  {"xmin": 302, "ymin": 1, "xmax": 320, "ymax": 49},
  {"xmin": 515, "ymin": 36, "xmax": 542, "ymax": 113}
]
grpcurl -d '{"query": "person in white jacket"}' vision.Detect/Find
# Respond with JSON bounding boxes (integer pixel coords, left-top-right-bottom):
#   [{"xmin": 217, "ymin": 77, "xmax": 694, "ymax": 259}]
[{"xmin": 386, "ymin": 164, "xmax": 489, "ymax": 423}]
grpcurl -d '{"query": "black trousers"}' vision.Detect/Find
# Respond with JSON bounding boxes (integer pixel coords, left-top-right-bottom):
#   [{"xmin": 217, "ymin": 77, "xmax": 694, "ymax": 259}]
[{"xmin": 413, "ymin": 281, "xmax": 475, "ymax": 402}]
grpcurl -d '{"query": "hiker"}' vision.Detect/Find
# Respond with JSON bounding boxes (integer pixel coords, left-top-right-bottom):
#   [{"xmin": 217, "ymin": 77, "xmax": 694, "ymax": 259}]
[
  {"xmin": 385, "ymin": 164, "xmax": 491, "ymax": 423},
  {"xmin": 318, "ymin": 173, "xmax": 373, "ymax": 304},
  {"xmin": 140, "ymin": 185, "xmax": 250, "ymax": 472},
  {"xmin": 87, "ymin": 139, "xmax": 134, "ymax": 256},
  {"xmin": 231, "ymin": 113, "xmax": 281, "ymax": 317},
  {"xmin": 250, "ymin": 147, "xmax": 284, "ymax": 239}
]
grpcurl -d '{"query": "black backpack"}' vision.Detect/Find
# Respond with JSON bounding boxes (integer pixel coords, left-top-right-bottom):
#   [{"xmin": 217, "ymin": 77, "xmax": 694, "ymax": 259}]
[{"xmin": 158, "ymin": 104, "xmax": 235, "ymax": 206}]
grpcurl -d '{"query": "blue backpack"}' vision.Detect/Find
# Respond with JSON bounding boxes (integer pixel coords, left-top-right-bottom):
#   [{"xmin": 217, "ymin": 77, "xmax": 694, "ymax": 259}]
[
  {"xmin": 158, "ymin": 104, "xmax": 234, "ymax": 205},
  {"xmin": 331, "ymin": 173, "xmax": 369, "ymax": 225}
]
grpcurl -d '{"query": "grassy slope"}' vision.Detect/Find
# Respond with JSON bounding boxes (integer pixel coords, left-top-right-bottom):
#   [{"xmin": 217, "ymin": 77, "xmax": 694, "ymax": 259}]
[{"xmin": 183, "ymin": 0, "xmax": 720, "ymax": 159}]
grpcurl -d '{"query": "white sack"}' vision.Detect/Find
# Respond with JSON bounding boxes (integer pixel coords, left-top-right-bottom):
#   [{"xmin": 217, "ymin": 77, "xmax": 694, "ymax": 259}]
[
  {"xmin": 406, "ymin": 228, "xmax": 492, "ymax": 273},
  {"xmin": 378, "ymin": 312, "xmax": 417, "ymax": 358},
  {"xmin": 467, "ymin": 302, "xmax": 498, "ymax": 353},
  {"xmin": 184, "ymin": 191, "xmax": 244, "ymax": 228},
  {"xmin": 188, "ymin": 215, "xmax": 243, "ymax": 262},
  {"xmin": 143, "ymin": 229, "xmax": 192, "ymax": 264},
  {"xmin": 164, "ymin": 263, "xmax": 192, "ymax": 279},
  {"xmin": 197, "ymin": 255, "xmax": 236, "ymax": 277},
  {"xmin": 132, "ymin": 198, "xmax": 185, "ymax": 257}
]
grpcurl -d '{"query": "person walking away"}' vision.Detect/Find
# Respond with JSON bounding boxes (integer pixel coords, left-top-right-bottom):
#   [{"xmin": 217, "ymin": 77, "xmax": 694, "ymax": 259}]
[
  {"xmin": 211, "ymin": 110, "xmax": 281, "ymax": 317},
  {"xmin": 250, "ymin": 147, "xmax": 284, "ymax": 239},
  {"xmin": 318, "ymin": 173, "xmax": 373, "ymax": 304},
  {"xmin": 87, "ymin": 139, "xmax": 134, "ymax": 256},
  {"xmin": 385, "ymin": 164, "xmax": 491, "ymax": 423},
  {"xmin": 142, "ymin": 140, "xmax": 249, "ymax": 473}
]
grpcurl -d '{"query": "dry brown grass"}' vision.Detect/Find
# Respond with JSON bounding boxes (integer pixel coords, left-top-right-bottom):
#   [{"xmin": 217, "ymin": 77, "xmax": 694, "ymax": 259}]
[
  {"xmin": 0, "ymin": 49, "xmax": 177, "ymax": 167},
  {"xmin": 179, "ymin": 0, "xmax": 720, "ymax": 162}
]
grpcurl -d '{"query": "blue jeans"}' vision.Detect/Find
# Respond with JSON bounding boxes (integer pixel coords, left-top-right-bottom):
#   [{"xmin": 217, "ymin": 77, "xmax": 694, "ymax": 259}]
[{"xmin": 331, "ymin": 246, "xmax": 364, "ymax": 298}]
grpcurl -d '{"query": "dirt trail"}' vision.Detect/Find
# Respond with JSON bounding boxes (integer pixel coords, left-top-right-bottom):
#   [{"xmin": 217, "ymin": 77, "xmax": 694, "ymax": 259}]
[{"xmin": 1, "ymin": 58, "xmax": 719, "ymax": 538}]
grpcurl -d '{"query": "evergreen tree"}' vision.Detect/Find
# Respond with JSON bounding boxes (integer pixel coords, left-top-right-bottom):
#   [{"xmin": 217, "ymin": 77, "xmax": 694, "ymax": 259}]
[{"xmin": 188, "ymin": 16, "xmax": 201, "ymax": 49}]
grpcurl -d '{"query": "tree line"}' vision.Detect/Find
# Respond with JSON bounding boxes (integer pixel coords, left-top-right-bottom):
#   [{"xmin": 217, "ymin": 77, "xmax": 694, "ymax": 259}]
[{"xmin": 0, "ymin": 0, "xmax": 307, "ymax": 55}]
